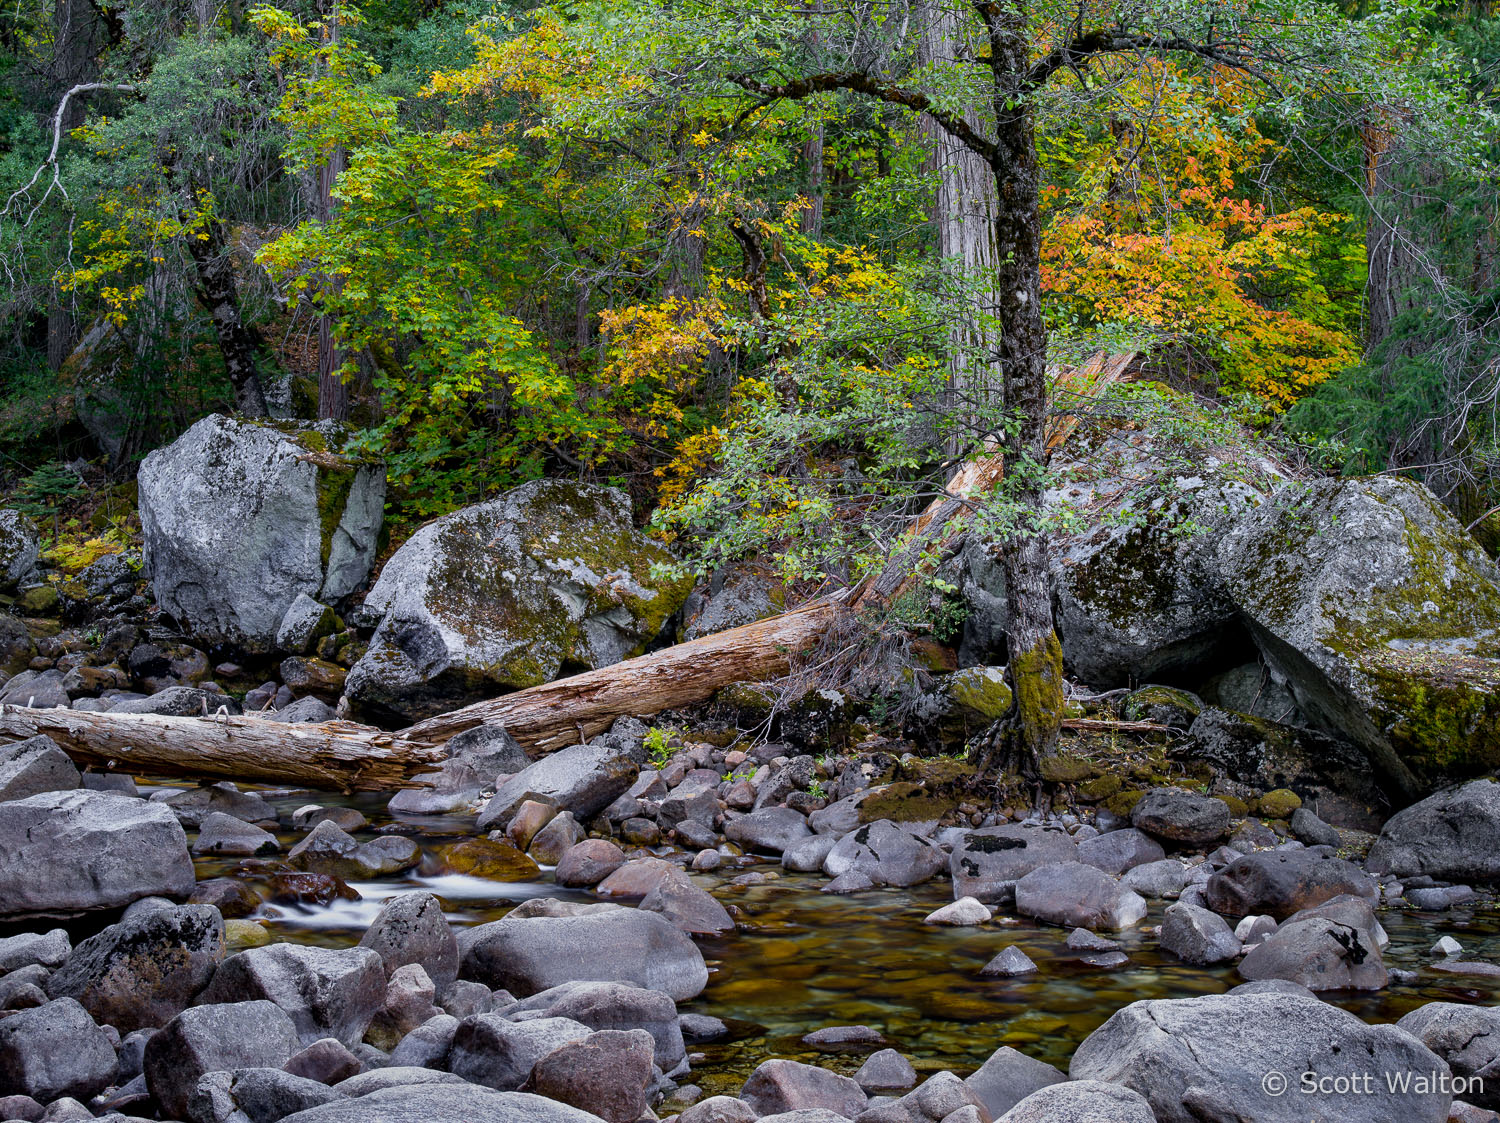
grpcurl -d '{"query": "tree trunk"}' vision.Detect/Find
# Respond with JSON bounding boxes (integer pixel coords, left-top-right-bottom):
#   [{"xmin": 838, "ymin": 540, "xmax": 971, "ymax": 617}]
[
  {"xmin": 920, "ymin": 0, "xmax": 1002, "ymax": 451},
  {"xmin": 0, "ymin": 600, "xmax": 839, "ymax": 788},
  {"xmin": 0, "ymin": 707, "xmax": 443, "ymax": 791},
  {"xmin": 183, "ymin": 201, "xmax": 271, "ymax": 418},
  {"xmin": 801, "ymin": 123, "xmax": 825, "ymax": 238},
  {"xmin": 978, "ymin": 9, "xmax": 1065, "ymax": 775}
]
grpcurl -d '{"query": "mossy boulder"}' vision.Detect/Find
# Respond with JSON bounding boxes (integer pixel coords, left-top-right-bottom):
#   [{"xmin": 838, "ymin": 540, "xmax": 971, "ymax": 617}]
[
  {"xmin": 345, "ymin": 480, "xmax": 691, "ymax": 722},
  {"xmin": 905, "ymin": 665, "xmax": 1012, "ymax": 748},
  {"xmin": 1215, "ymin": 476, "xmax": 1500, "ymax": 794},
  {"xmin": 138, "ymin": 415, "xmax": 384, "ymax": 652},
  {"xmin": 1123, "ymin": 685, "xmax": 1203, "ymax": 730},
  {"xmin": 1257, "ymin": 788, "xmax": 1302, "ymax": 820}
]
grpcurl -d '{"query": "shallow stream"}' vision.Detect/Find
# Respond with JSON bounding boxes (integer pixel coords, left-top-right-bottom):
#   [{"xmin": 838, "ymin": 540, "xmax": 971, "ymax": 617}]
[{"xmin": 176, "ymin": 782, "xmax": 1500, "ymax": 1099}]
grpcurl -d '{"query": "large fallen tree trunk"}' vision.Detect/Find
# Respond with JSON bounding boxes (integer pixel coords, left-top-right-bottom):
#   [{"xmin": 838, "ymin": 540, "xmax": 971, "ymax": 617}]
[
  {"xmin": 0, "ymin": 599, "xmax": 839, "ymax": 790},
  {"xmin": 0, "ymin": 355, "xmax": 1133, "ymax": 791}
]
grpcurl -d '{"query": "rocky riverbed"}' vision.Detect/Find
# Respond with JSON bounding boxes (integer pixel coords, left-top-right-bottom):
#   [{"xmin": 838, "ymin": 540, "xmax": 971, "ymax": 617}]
[{"xmin": 5, "ymin": 727, "xmax": 1500, "ymax": 1123}]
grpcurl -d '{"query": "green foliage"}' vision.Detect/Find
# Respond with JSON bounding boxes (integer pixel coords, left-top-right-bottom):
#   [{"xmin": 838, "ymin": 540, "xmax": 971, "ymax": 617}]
[{"xmin": 11, "ymin": 461, "xmax": 84, "ymax": 525}]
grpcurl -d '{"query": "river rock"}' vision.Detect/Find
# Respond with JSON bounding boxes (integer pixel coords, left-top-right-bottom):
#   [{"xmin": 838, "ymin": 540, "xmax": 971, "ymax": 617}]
[
  {"xmin": 0, "ymin": 930, "xmax": 70, "ymax": 973},
  {"xmin": 1397, "ymin": 1003, "xmax": 1500, "ymax": 1109},
  {"xmin": 197, "ymin": 944, "xmax": 387, "ymax": 1047},
  {"xmin": 1130, "ymin": 788, "xmax": 1230, "ymax": 847},
  {"xmin": 144, "ymin": 1000, "xmax": 302, "ymax": 1118},
  {"xmin": 0, "ymin": 736, "xmax": 79, "ymax": 802},
  {"xmin": 1014, "ymin": 862, "xmax": 1147, "ymax": 930},
  {"xmin": 739, "ymin": 1059, "xmax": 867, "ymax": 1117},
  {"xmin": 553, "ymin": 839, "xmax": 626, "ymax": 887},
  {"xmin": 0, "ymin": 510, "xmax": 40, "ymax": 591},
  {"xmin": 1121, "ymin": 858, "xmax": 1188, "ymax": 898},
  {"xmin": 855, "ymin": 1049, "xmax": 917, "ymax": 1092},
  {"xmin": 345, "ymin": 481, "xmax": 688, "ymax": 722},
  {"xmin": 386, "ymin": 1014, "xmax": 458, "ymax": 1069},
  {"xmin": 161, "ymin": 781, "xmax": 275, "ymax": 827},
  {"xmin": 725, "ymin": 806, "xmax": 813, "ymax": 854},
  {"xmin": 285, "ymin": 1038, "xmax": 363, "ymax": 1085},
  {"xmin": 1205, "ymin": 848, "xmax": 1376, "ymax": 918},
  {"xmin": 1214, "ymin": 475, "xmax": 1500, "ymax": 792},
  {"xmin": 0, "ymin": 998, "xmax": 116, "ymax": 1103},
  {"xmin": 925, "ymin": 897, "xmax": 991, "ymax": 926},
  {"xmin": 44, "ymin": 903, "xmax": 223, "ymax": 1031},
  {"xmin": 948, "ymin": 824, "xmax": 1079, "ymax": 902},
  {"xmin": 448, "ymin": 1014, "xmax": 591, "ymax": 1091},
  {"xmin": 964, "ymin": 1046, "xmax": 1064, "ymax": 1118},
  {"xmin": 1237, "ymin": 894, "xmax": 1388, "ymax": 990},
  {"xmin": 276, "ymin": 1085, "xmax": 609, "ymax": 1123},
  {"xmin": 476, "ymin": 742, "xmax": 639, "ymax": 832},
  {"xmin": 187, "ymin": 1067, "xmax": 342, "ymax": 1123},
  {"xmin": 0, "ymin": 790, "xmax": 194, "ymax": 919},
  {"xmin": 1159, "ymin": 902, "xmax": 1241, "ymax": 965},
  {"xmin": 1367, "ymin": 778, "xmax": 1500, "ymax": 881},
  {"xmin": 639, "ymin": 869, "xmax": 735, "ymax": 935},
  {"xmin": 1000, "ymin": 1079, "xmax": 1157, "ymax": 1123},
  {"xmin": 529, "ymin": 1027, "xmax": 655, "ymax": 1123},
  {"xmin": 357, "ymin": 892, "xmax": 458, "ymax": 988},
  {"xmin": 500, "ymin": 979, "xmax": 685, "ymax": 1068},
  {"xmin": 138, "ymin": 415, "xmax": 384, "ymax": 650},
  {"xmin": 193, "ymin": 811, "xmax": 279, "ymax": 856},
  {"xmin": 288, "ymin": 819, "xmax": 420, "ymax": 880},
  {"xmin": 1070, "ymin": 990, "xmax": 1450, "ymax": 1123},
  {"xmin": 457, "ymin": 908, "xmax": 708, "ymax": 1000},
  {"xmin": 979, "ymin": 946, "xmax": 1038, "ymax": 977},
  {"xmin": 1075, "ymin": 828, "xmax": 1164, "ymax": 875},
  {"xmin": 822, "ymin": 820, "xmax": 947, "ymax": 887}
]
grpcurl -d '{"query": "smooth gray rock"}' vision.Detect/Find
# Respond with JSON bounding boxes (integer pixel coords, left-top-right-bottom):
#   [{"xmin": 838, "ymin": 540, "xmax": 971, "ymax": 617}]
[
  {"xmin": 457, "ymin": 908, "xmax": 707, "ymax": 1001},
  {"xmin": 194, "ymin": 811, "xmax": 280, "ymax": 856},
  {"xmin": 0, "ymin": 737, "xmax": 79, "ymax": 802},
  {"xmin": 112, "ymin": 686, "xmax": 242, "ymax": 717},
  {"xmin": 447, "ymin": 1014, "xmax": 590, "ymax": 1091},
  {"xmin": 357, "ymin": 892, "xmax": 458, "ymax": 989},
  {"xmin": 1398, "ymin": 1003, "xmax": 1500, "ymax": 1109},
  {"xmin": 1014, "ymin": 862, "xmax": 1147, "ymax": 930},
  {"xmin": 1205, "ymin": 848, "xmax": 1376, "ymax": 918},
  {"xmin": 1367, "ymin": 779, "xmax": 1500, "ymax": 882},
  {"xmin": 385, "ymin": 1014, "xmax": 458, "ymax": 1070},
  {"xmin": 345, "ymin": 480, "xmax": 685, "ymax": 722},
  {"xmin": 0, "ymin": 998, "xmax": 116, "ymax": 1103},
  {"xmin": 639, "ymin": 870, "xmax": 735, "ymax": 935},
  {"xmin": 1076, "ymin": 828, "xmax": 1165, "ymax": 875},
  {"xmin": 1120, "ymin": 858, "xmax": 1188, "ymax": 898},
  {"xmin": 44, "ymin": 903, "xmax": 224, "ymax": 1031},
  {"xmin": 677, "ymin": 1096, "xmax": 758, "ymax": 1123},
  {"xmin": 476, "ymin": 742, "xmax": 639, "ymax": 832},
  {"xmin": 1130, "ymin": 788, "xmax": 1230, "ymax": 847},
  {"xmin": 276, "ymin": 1085, "xmax": 608, "ymax": 1123},
  {"xmin": 187, "ymin": 1067, "xmax": 341, "ymax": 1123},
  {"xmin": 739, "ymin": 1059, "xmax": 867, "ymax": 1118},
  {"xmin": 0, "ymin": 790, "xmax": 194, "ymax": 920},
  {"xmin": 1070, "ymin": 991, "xmax": 1451, "ymax": 1123},
  {"xmin": 854, "ymin": 1049, "xmax": 917, "ymax": 1093},
  {"xmin": 822, "ymin": 819, "xmax": 947, "ymax": 888},
  {"xmin": 284, "ymin": 1038, "xmax": 362, "ymax": 1085},
  {"xmin": 979, "ymin": 947, "xmax": 1038, "ymax": 978},
  {"xmin": 1289, "ymin": 806, "xmax": 1341, "ymax": 848},
  {"xmin": 528, "ymin": 1027, "xmax": 655, "ymax": 1123},
  {"xmin": 949, "ymin": 825, "xmax": 1080, "ymax": 902},
  {"xmin": 145, "ymin": 1001, "xmax": 303, "ymax": 1119},
  {"xmin": 161, "ymin": 782, "xmax": 275, "ymax": 827},
  {"xmin": 782, "ymin": 834, "xmax": 839, "ymax": 872},
  {"xmin": 1159, "ymin": 902, "xmax": 1241, "ymax": 965},
  {"xmin": 287, "ymin": 819, "xmax": 420, "ymax": 880},
  {"xmin": 1237, "ymin": 895, "xmax": 1388, "ymax": 991},
  {"xmin": 999, "ymin": 1079, "xmax": 1157, "ymax": 1123},
  {"xmin": 139, "ymin": 415, "xmax": 383, "ymax": 651},
  {"xmin": 197, "ymin": 944, "xmax": 387, "ymax": 1047},
  {"xmin": 725, "ymin": 807, "xmax": 813, "ymax": 854},
  {"xmin": 965, "ymin": 1046, "xmax": 1065, "ymax": 1118},
  {"xmin": 276, "ymin": 594, "xmax": 339, "ymax": 656},
  {"xmin": 0, "ymin": 930, "xmax": 70, "ymax": 973}
]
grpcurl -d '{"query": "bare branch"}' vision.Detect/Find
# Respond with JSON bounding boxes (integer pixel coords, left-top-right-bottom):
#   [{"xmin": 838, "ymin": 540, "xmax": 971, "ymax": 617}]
[{"xmin": 3, "ymin": 82, "xmax": 139, "ymax": 225}]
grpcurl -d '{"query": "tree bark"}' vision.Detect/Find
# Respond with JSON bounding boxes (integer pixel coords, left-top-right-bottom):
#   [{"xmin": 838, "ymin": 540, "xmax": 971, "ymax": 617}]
[
  {"xmin": 0, "ymin": 707, "xmax": 443, "ymax": 791},
  {"xmin": 182, "ymin": 197, "xmax": 271, "ymax": 418},
  {"xmin": 978, "ymin": 3, "xmax": 1065, "ymax": 774}
]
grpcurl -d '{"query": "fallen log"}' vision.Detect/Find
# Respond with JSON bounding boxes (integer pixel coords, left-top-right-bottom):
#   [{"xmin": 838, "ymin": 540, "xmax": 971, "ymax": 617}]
[
  {"xmin": 0, "ymin": 354, "xmax": 1136, "ymax": 791},
  {"xmin": 0, "ymin": 706, "xmax": 441, "ymax": 791}
]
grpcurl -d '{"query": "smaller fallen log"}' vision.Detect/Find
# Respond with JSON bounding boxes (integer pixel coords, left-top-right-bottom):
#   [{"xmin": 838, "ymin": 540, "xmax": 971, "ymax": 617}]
[{"xmin": 0, "ymin": 706, "xmax": 442, "ymax": 792}]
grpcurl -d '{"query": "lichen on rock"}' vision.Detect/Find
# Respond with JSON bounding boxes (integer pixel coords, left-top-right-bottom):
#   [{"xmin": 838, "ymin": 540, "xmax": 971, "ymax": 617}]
[{"xmin": 345, "ymin": 479, "xmax": 691, "ymax": 722}]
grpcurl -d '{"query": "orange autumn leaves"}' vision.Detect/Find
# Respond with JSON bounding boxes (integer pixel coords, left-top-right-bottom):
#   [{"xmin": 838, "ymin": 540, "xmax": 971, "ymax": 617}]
[{"xmin": 1041, "ymin": 65, "xmax": 1362, "ymax": 409}]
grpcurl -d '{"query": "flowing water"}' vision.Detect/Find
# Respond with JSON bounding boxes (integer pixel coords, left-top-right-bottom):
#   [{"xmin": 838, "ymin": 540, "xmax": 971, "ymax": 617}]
[{"xmin": 175, "ymin": 782, "xmax": 1500, "ymax": 1099}]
